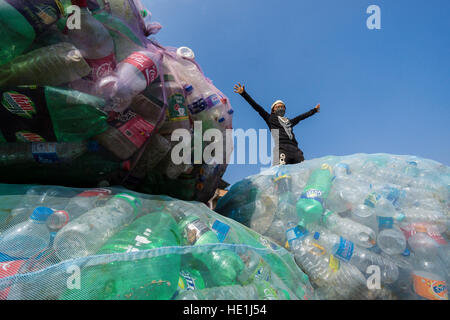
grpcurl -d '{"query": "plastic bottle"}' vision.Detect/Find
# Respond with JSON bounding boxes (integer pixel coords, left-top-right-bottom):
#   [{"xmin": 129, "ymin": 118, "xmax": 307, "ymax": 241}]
[
  {"xmin": 0, "ymin": 0, "xmax": 64, "ymax": 65},
  {"xmin": 237, "ymin": 250, "xmax": 272, "ymax": 285},
  {"xmin": 175, "ymin": 267, "xmax": 206, "ymax": 297},
  {"xmin": 130, "ymin": 133, "xmax": 172, "ymax": 179},
  {"xmin": 46, "ymin": 188, "xmax": 112, "ymax": 231},
  {"xmin": 67, "ymin": 0, "xmax": 116, "ymax": 81},
  {"xmin": 176, "ymin": 281, "xmax": 292, "ymax": 300},
  {"xmin": 60, "ymin": 211, "xmax": 181, "ymax": 300},
  {"xmin": 0, "ymin": 207, "xmax": 53, "ymax": 259},
  {"xmin": 53, "ymin": 192, "xmax": 142, "ymax": 260},
  {"xmin": 408, "ymin": 228, "xmax": 448, "ymax": 300},
  {"xmin": 375, "ymin": 196, "xmax": 407, "ymax": 256},
  {"xmin": 0, "ymin": 42, "xmax": 91, "ymax": 87},
  {"xmin": 312, "ymin": 229, "xmax": 399, "ymax": 284},
  {"xmin": 0, "ymin": 86, "xmax": 108, "ymax": 143},
  {"xmin": 94, "ymin": 107, "xmax": 157, "ymax": 160},
  {"xmin": 287, "ymin": 225, "xmax": 369, "ymax": 299},
  {"xmin": 0, "ymin": 142, "xmax": 89, "ymax": 166},
  {"xmin": 296, "ymin": 164, "xmax": 334, "ymax": 228},
  {"xmin": 4, "ymin": 186, "xmax": 76, "ymax": 229},
  {"xmin": 147, "ymin": 74, "xmax": 190, "ymax": 135},
  {"xmin": 97, "ymin": 48, "xmax": 161, "ymax": 112},
  {"xmin": 168, "ymin": 211, "xmax": 245, "ymax": 286},
  {"xmin": 321, "ymin": 210, "xmax": 377, "ymax": 248}
]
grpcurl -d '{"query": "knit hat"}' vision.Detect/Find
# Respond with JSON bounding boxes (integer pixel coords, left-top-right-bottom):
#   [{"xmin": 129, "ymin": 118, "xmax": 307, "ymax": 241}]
[{"xmin": 271, "ymin": 100, "xmax": 285, "ymax": 111}]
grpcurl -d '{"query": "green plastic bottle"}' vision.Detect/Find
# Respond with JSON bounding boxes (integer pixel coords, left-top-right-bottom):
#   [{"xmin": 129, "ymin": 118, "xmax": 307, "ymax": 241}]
[
  {"xmin": 170, "ymin": 211, "xmax": 245, "ymax": 286},
  {"xmin": 0, "ymin": 86, "xmax": 108, "ymax": 142},
  {"xmin": 60, "ymin": 211, "xmax": 181, "ymax": 300},
  {"xmin": 296, "ymin": 163, "xmax": 334, "ymax": 229},
  {"xmin": 0, "ymin": 0, "xmax": 64, "ymax": 65}
]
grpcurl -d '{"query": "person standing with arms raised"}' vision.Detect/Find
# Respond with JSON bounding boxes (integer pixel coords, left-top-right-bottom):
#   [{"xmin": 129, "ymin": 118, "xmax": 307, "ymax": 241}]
[{"xmin": 234, "ymin": 83, "xmax": 320, "ymax": 165}]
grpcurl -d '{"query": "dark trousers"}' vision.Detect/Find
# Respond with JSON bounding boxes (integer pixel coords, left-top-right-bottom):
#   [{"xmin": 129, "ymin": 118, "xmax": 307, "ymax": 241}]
[{"xmin": 273, "ymin": 145, "xmax": 305, "ymax": 166}]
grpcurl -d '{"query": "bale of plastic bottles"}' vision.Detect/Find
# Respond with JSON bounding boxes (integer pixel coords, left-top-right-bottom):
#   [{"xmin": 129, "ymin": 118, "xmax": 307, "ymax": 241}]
[
  {"xmin": 216, "ymin": 153, "xmax": 449, "ymax": 300},
  {"xmin": 0, "ymin": 183, "xmax": 314, "ymax": 300},
  {"xmin": 0, "ymin": 0, "xmax": 232, "ymax": 202}
]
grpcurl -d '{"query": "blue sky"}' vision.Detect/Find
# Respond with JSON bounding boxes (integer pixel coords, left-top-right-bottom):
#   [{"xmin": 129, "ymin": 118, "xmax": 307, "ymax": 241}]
[{"xmin": 144, "ymin": 0, "xmax": 450, "ymax": 186}]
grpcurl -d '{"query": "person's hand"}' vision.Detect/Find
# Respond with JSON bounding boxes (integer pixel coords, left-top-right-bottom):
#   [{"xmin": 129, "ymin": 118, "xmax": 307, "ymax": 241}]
[
  {"xmin": 234, "ymin": 83, "xmax": 245, "ymax": 95},
  {"xmin": 315, "ymin": 103, "xmax": 320, "ymax": 112}
]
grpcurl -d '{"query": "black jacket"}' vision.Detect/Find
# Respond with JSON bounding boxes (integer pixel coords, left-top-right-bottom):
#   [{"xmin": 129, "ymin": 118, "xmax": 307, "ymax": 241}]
[{"xmin": 240, "ymin": 90, "xmax": 317, "ymax": 149}]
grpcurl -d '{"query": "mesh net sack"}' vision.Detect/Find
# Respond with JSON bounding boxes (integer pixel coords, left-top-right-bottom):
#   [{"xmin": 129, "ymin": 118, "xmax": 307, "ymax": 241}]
[
  {"xmin": 0, "ymin": 183, "xmax": 314, "ymax": 300},
  {"xmin": 216, "ymin": 153, "xmax": 450, "ymax": 300},
  {"xmin": 0, "ymin": 0, "xmax": 232, "ymax": 202}
]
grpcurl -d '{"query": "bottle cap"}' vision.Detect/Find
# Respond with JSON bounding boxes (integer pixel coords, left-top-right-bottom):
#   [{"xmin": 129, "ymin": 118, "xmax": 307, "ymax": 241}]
[
  {"xmin": 177, "ymin": 47, "xmax": 195, "ymax": 59},
  {"xmin": 313, "ymin": 232, "xmax": 320, "ymax": 240},
  {"xmin": 184, "ymin": 85, "xmax": 193, "ymax": 94},
  {"xmin": 30, "ymin": 207, "xmax": 54, "ymax": 222}
]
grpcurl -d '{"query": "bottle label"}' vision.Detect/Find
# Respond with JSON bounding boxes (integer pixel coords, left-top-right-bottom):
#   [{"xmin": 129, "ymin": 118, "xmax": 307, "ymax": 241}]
[
  {"xmin": 123, "ymin": 52, "xmax": 158, "ymax": 86},
  {"xmin": 377, "ymin": 216, "xmax": 394, "ymax": 230},
  {"xmin": 108, "ymin": 109, "xmax": 155, "ymax": 148},
  {"xmin": 85, "ymin": 52, "xmax": 116, "ymax": 82},
  {"xmin": 15, "ymin": 131, "xmax": 46, "ymax": 142},
  {"xmin": 364, "ymin": 192, "xmax": 380, "ymax": 208},
  {"xmin": 184, "ymin": 219, "xmax": 210, "ymax": 245},
  {"xmin": 211, "ymin": 220, "xmax": 230, "ymax": 243},
  {"xmin": 0, "ymin": 260, "xmax": 26, "ymax": 300},
  {"xmin": 300, "ymin": 189, "xmax": 324, "ymax": 205},
  {"xmin": 188, "ymin": 98, "xmax": 207, "ymax": 115},
  {"xmin": 118, "ymin": 115, "xmax": 155, "ymax": 148},
  {"xmin": 413, "ymin": 273, "xmax": 448, "ymax": 300},
  {"xmin": 328, "ymin": 255, "xmax": 340, "ymax": 273},
  {"xmin": 0, "ymin": 87, "xmax": 57, "ymax": 142},
  {"xmin": 400, "ymin": 223, "xmax": 447, "ymax": 245},
  {"xmin": 31, "ymin": 142, "xmax": 59, "ymax": 164},
  {"xmin": 204, "ymin": 94, "xmax": 221, "ymax": 110},
  {"xmin": 286, "ymin": 226, "xmax": 308, "ymax": 246},
  {"xmin": 251, "ymin": 259, "xmax": 271, "ymax": 283},
  {"xmin": 334, "ymin": 237, "xmax": 354, "ymax": 262},
  {"xmin": 167, "ymin": 94, "xmax": 189, "ymax": 122},
  {"xmin": 178, "ymin": 270, "xmax": 201, "ymax": 291},
  {"xmin": 5, "ymin": 0, "xmax": 63, "ymax": 35}
]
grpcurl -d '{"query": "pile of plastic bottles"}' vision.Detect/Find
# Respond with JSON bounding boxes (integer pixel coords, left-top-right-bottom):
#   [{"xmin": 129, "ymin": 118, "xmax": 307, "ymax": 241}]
[
  {"xmin": 0, "ymin": 0, "xmax": 233, "ymax": 202},
  {"xmin": 216, "ymin": 153, "xmax": 449, "ymax": 300},
  {"xmin": 0, "ymin": 183, "xmax": 314, "ymax": 300}
]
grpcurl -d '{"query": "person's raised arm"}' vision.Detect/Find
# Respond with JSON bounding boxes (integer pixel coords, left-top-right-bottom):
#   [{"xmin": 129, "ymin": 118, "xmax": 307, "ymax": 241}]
[
  {"xmin": 290, "ymin": 104, "xmax": 320, "ymax": 126},
  {"xmin": 234, "ymin": 83, "xmax": 270, "ymax": 123}
]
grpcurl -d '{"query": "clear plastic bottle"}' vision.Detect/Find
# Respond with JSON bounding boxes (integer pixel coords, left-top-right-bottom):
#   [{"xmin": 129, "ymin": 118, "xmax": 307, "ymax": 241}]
[
  {"xmin": 5, "ymin": 186, "xmax": 76, "ymax": 229},
  {"xmin": 53, "ymin": 192, "xmax": 142, "ymax": 261},
  {"xmin": 47, "ymin": 188, "xmax": 112, "ymax": 231},
  {"xmin": 321, "ymin": 210, "xmax": 377, "ymax": 248},
  {"xmin": 0, "ymin": 207, "xmax": 53, "ymax": 259},
  {"xmin": 147, "ymin": 74, "xmax": 190, "ymax": 135},
  {"xmin": 287, "ymin": 226, "xmax": 369, "ymax": 299},
  {"xmin": 0, "ymin": 142, "xmax": 89, "ymax": 166},
  {"xmin": 0, "ymin": 42, "xmax": 90, "ymax": 87},
  {"xmin": 67, "ymin": 0, "xmax": 116, "ymax": 81},
  {"xmin": 408, "ymin": 230, "xmax": 448, "ymax": 300},
  {"xmin": 97, "ymin": 48, "xmax": 161, "ymax": 112},
  {"xmin": 175, "ymin": 281, "xmax": 292, "ymax": 300},
  {"xmin": 312, "ymin": 229, "xmax": 399, "ymax": 284}
]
